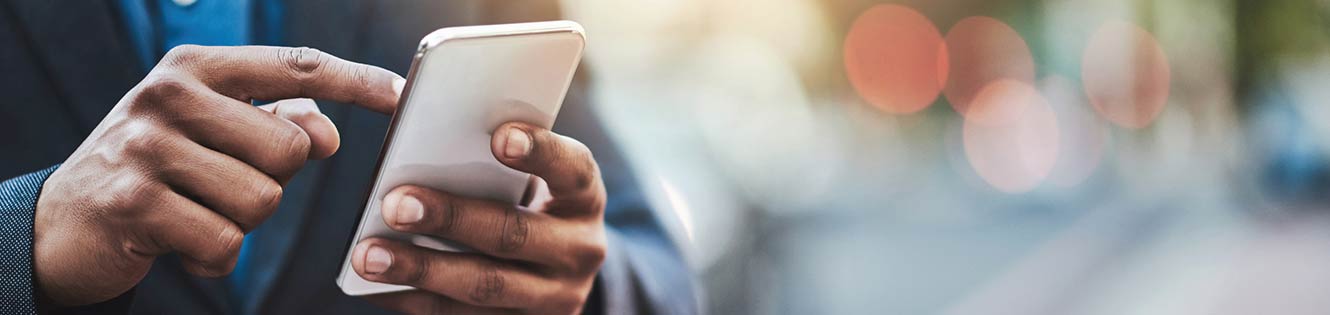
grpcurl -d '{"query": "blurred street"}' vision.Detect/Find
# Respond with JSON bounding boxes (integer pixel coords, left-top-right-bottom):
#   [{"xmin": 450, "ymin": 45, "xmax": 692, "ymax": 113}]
[{"xmin": 562, "ymin": 0, "xmax": 1330, "ymax": 313}]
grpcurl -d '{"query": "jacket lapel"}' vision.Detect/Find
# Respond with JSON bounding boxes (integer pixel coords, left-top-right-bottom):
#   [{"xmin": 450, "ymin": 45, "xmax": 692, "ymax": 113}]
[{"xmin": 2, "ymin": 0, "xmax": 144, "ymax": 134}]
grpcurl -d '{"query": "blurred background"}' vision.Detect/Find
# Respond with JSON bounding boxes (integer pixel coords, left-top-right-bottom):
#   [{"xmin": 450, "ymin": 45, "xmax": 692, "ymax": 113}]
[{"xmin": 558, "ymin": 0, "xmax": 1330, "ymax": 314}]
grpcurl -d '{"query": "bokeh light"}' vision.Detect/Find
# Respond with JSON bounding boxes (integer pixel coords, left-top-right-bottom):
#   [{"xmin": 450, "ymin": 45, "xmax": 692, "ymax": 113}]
[
  {"xmin": 1081, "ymin": 20, "xmax": 1171, "ymax": 129},
  {"xmin": 963, "ymin": 80, "xmax": 1061, "ymax": 193},
  {"xmin": 844, "ymin": 4, "xmax": 947, "ymax": 114},
  {"xmin": 944, "ymin": 16, "xmax": 1036, "ymax": 120},
  {"xmin": 1042, "ymin": 75, "xmax": 1108, "ymax": 188},
  {"xmin": 561, "ymin": 0, "xmax": 1329, "ymax": 313}
]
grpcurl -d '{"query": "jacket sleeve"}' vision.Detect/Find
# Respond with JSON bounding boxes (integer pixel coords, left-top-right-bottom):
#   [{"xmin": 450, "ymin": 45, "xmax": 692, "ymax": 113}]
[{"xmin": 0, "ymin": 166, "xmax": 58, "ymax": 315}]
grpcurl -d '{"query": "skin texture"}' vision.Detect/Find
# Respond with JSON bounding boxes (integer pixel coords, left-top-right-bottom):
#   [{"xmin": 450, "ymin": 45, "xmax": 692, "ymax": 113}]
[
  {"xmin": 351, "ymin": 122, "xmax": 608, "ymax": 315},
  {"xmin": 34, "ymin": 45, "xmax": 403, "ymax": 306}
]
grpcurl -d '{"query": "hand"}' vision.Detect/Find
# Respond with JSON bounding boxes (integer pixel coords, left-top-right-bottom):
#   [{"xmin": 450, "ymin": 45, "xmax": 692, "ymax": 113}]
[
  {"xmin": 350, "ymin": 123, "xmax": 608, "ymax": 315},
  {"xmin": 34, "ymin": 45, "xmax": 402, "ymax": 306}
]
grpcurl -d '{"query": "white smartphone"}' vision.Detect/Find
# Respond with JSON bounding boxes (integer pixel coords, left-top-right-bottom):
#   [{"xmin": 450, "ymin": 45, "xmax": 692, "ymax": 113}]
[{"xmin": 337, "ymin": 21, "xmax": 586, "ymax": 296}]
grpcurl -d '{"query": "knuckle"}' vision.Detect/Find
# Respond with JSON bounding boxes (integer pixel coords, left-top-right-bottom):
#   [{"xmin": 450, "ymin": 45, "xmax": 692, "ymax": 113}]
[
  {"xmin": 468, "ymin": 263, "xmax": 505, "ymax": 304},
  {"xmin": 563, "ymin": 139, "xmax": 601, "ymax": 192},
  {"xmin": 570, "ymin": 170, "xmax": 598, "ymax": 195},
  {"xmin": 496, "ymin": 210, "xmax": 530, "ymax": 253},
  {"xmin": 352, "ymin": 64, "xmax": 373, "ymax": 92},
  {"xmin": 222, "ymin": 227, "xmax": 245, "ymax": 256},
  {"xmin": 344, "ymin": 65, "xmax": 372, "ymax": 105},
  {"xmin": 256, "ymin": 181, "xmax": 284, "ymax": 212},
  {"xmin": 403, "ymin": 251, "xmax": 432, "ymax": 285},
  {"xmin": 565, "ymin": 230, "xmax": 606, "ymax": 274},
  {"xmin": 284, "ymin": 125, "xmax": 312, "ymax": 156},
  {"xmin": 134, "ymin": 73, "xmax": 192, "ymax": 105},
  {"xmin": 236, "ymin": 181, "xmax": 283, "ymax": 231},
  {"xmin": 120, "ymin": 128, "xmax": 174, "ymax": 167},
  {"xmin": 282, "ymin": 47, "xmax": 327, "ymax": 79},
  {"xmin": 577, "ymin": 239, "xmax": 607, "ymax": 273},
  {"xmin": 432, "ymin": 194, "xmax": 461, "ymax": 236},
  {"xmin": 270, "ymin": 123, "xmax": 311, "ymax": 171},
  {"xmin": 205, "ymin": 226, "xmax": 244, "ymax": 269},
  {"xmin": 110, "ymin": 172, "xmax": 159, "ymax": 211},
  {"xmin": 161, "ymin": 44, "xmax": 207, "ymax": 68},
  {"xmin": 287, "ymin": 102, "xmax": 325, "ymax": 124},
  {"xmin": 215, "ymin": 227, "xmax": 244, "ymax": 261}
]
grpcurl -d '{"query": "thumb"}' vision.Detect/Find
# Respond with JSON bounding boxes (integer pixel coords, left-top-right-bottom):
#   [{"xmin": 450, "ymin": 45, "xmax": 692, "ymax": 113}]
[{"xmin": 258, "ymin": 98, "xmax": 340, "ymax": 159}]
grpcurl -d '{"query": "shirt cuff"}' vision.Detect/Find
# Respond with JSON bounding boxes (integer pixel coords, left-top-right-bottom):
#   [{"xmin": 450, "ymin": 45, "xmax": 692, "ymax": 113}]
[{"xmin": 0, "ymin": 165, "xmax": 59, "ymax": 315}]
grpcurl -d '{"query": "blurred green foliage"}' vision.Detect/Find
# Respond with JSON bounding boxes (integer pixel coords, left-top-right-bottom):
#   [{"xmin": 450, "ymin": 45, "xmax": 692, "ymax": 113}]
[{"xmin": 1235, "ymin": 0, "xmax": 1330, "ymax": 107}]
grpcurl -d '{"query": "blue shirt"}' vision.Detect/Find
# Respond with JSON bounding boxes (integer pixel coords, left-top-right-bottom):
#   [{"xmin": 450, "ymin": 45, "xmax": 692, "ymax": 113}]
[
  {"xmin": 117, "ymin": 0, "xmax": 283, "ymax": 71},
  {"xmin": 114, "ymin": 0, "xmax": 284, "ymax": 312}
]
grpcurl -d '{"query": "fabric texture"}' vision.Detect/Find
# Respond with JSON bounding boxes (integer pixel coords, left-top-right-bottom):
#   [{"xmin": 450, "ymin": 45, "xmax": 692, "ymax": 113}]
[{"xmin": 0, "ymin": 166, "xmax": 58, "ymax": 315}]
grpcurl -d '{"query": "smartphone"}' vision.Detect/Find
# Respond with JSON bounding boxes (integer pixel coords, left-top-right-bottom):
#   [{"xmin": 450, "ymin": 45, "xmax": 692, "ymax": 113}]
[{"xmin": 337, "ymin": 21, "xmax": 586, "ymax": 296}]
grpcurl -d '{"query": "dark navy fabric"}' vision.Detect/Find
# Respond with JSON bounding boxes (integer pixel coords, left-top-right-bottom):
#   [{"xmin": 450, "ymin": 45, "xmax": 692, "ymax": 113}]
[
  {"xmin": 155, "ymin": 0, "xmax": 252, "ymax": 51},
  {"xmin": 0, "ymin": 166, "xmax": 55, "ymax": 315},
  {"xmin": 0, "ymin": 0, "xmax": 697, "ymax": 314}
]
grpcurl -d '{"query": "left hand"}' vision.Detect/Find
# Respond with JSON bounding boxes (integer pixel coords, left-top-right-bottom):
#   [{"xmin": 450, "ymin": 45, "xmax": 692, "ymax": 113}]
[{"xmin": 351, "ymin": 122, "xmax": 608, "ymax": 315}]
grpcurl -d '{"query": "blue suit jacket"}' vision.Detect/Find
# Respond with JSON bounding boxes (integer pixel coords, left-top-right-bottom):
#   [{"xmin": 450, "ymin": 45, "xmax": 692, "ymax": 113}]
[{"xmin": 0, "ymin": 0, "xmax": 696, "ymax": 314}]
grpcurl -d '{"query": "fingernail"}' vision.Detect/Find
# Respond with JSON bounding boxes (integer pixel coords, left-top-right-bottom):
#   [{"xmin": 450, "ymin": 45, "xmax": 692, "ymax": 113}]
[
  {"xmin": 365, "ymin": 245, "xmax": 392, "ymax": 274},
  {"xmin": 504, "ymin": 128, "xmax": 531, "ymax": 159},
  {"xmin": 392, "ymin": 77, "xmax": 406, "ymax": 97},
  {"xmin": 395, "ymin": 195, "xmax": 424, "ymax": 225}
]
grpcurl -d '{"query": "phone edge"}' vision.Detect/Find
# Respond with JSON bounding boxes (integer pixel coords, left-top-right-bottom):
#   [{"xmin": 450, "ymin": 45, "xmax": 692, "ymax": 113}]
[{"xmin": 335, "ymin": 21, "xmax": 587, "ymax": 296}]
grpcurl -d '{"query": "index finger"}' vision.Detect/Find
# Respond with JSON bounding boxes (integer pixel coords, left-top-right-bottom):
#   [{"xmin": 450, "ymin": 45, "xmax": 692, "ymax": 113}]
[{"xmin": 161, "ymin": 45, "xmax": 404, "ymax": 114}]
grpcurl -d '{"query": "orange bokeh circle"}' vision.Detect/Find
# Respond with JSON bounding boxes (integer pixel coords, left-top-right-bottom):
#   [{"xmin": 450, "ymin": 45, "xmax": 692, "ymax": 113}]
[
  {"xmin": 844, "ymin": 4, "xmax": 947, "ymax": 114},
  {"xmin": 944, "ymin": 16, "xmax": 1036, "ymax": 121}
]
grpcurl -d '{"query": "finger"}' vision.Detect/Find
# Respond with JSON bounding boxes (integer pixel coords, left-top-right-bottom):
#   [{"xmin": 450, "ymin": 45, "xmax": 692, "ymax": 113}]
[
  {"xmin": 350, "ymin": 238, "xmax": 560, "ymax": 309},
  {"xmin": 135, "ymin": 76, "xmax": 312, "ymax": 182},
  {"xmin": 257, "ymin": 98, "xmax": 339, "ymax": 159},
  {"xmin": 490, "ymin": 123, "xmax": 605, "ymax": 218},
  {"xmin": 161, "ymin": 45, "xmax": 404, "ymax": 114},
  {"xmin": 381, "ymin": 185, "xmax": 599, "ymax": 270},
  {"xmin": 133, "ymin": 183, "xmax": 245, "ymax": 278},
  {"xmin": 363, "ymin": 291, "xmax": 519, "ymax": 315},
  {"xmin": 156, "ymin": 138, "xmax": 281, "ymax": 232}
]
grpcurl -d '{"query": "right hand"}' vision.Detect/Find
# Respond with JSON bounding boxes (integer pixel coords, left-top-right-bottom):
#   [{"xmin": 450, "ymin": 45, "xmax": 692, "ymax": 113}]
[{"xmin": 33, "ymin": 45, "xmax": 403, "ymax": 306}]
